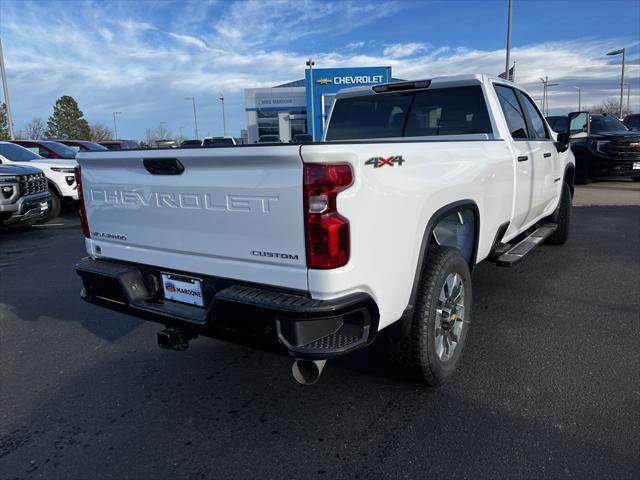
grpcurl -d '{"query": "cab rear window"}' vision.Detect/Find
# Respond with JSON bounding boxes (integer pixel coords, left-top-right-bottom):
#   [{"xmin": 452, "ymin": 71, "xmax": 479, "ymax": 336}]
[{"xmin": 326, "ymin": 86, "xmax": 492, "ymax": 141}]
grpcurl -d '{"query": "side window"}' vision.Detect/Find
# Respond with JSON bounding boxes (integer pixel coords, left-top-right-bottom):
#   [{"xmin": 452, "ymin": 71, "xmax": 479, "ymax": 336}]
[
  {"xmin": 38, "ymin": 147, "xmax": 54, "ymax": 158},
  {"xmin": 518, "ymin": 92, "xmax": 550, "ymax": 139},
  {"xmin": 405, "ymin": 86, "xmax": 492, "ymax": 137},
  {"xmin": 325, "ymin": 93, "xmax": 413, "ymax": 141},
  {"xmin": 494, "ymin": 85, "xmax": 528, "ymax": 139},
  {"xmin": 549, "ymin": 117, "xmax": 568, "ymax": 133},
  {"xmin": 21, "ymin": 144, "xmax": 40, "ymax": 155}
]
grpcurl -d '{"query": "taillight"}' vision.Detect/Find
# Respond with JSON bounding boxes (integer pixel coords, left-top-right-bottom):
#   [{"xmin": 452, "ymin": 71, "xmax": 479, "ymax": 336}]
[
  {"xmin": 75, "ymin": 165, "xmax": 90, "ymax": 238},
  {"xmin": 304, "ymin": 163, "xmax": 353, "ymax": 269}
]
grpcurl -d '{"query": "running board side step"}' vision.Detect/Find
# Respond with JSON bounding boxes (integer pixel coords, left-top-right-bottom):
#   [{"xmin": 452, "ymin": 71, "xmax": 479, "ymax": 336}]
[{"xmin": 496, "ymin": 224, "xmax": 557, "ymax": 267}]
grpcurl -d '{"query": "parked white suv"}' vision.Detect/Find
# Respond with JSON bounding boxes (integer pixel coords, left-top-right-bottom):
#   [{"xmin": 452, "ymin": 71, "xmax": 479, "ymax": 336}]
[
  {"xmin": 202, "ymin": 136, "xmax": 237, "ymax": 146},
  {"xmin": 0, "ymin": 142, "xmax": 78, "ymax": 221},
  {"xmin": 75, "ymin": 75, "xmax": 575, "ymax": 385}
]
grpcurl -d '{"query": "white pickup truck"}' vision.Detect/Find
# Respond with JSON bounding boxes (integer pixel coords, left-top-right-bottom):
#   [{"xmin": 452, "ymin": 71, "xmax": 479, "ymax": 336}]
[{"xmin": 75, "ymin": 75, "xmax": 574, "ymax": 385}]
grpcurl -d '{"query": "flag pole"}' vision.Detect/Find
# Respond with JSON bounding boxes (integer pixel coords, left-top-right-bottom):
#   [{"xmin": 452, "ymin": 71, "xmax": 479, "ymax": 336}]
[
  {"xmin": 0, "ymin": 38, "xmax": 15, "ymax": 140},
  {"xmin": 505, "ymin": 0, "xmax": 512, "ymax": 77}
]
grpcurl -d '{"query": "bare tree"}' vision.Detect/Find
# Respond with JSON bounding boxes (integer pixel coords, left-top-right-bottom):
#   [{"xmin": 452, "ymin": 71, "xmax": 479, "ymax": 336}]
[
  {"xmin": 144, "ymin": 128, "xmax": 156, "ymax": 146},
  {"xmin": 143, "ymin": 126, "xmax": 174, "ymax": 146},
  {"xmin": 156, "ymin": 124, "xmax": 173, "ymax": 140},
  {"xmin": 590, "ymin": 97, "xmax": 631, "ymax": 117},
  {"xmin": 90, "ymin": 122, "xmax": 114, "ymax": 142},
  {"xmin": 17, "ymin": 118, "xmax": 46, "ymax": 140}
]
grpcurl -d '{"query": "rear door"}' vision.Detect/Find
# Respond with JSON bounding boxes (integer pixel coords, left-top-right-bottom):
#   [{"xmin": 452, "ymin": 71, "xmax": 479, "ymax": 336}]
[
  {"xmin": 78, "ymin": 146, "xmax": 308, "ymax": 290},
  {"xmin": 494, "ymin": 85, "xmax": 535, "ymax": 234}
]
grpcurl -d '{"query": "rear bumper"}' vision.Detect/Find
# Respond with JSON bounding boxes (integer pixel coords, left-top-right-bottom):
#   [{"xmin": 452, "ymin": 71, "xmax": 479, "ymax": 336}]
[{"xmin": 76, "ymin": 257, "xmax": 379, "ymax": 359}]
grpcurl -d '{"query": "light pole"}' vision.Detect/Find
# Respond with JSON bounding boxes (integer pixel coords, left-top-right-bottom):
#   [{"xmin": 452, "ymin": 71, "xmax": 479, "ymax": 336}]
[
  {"xmin": 219, "ymin": 93, "xmax": 227, "ymax": 137},
  {"xmin": 625, "ymin": 83, "xmax": 630, "ymax": 114},
  {"xmin": 184, "ymin": 97, "xmax": 199, "ymax": 139},
  {"xmin": 0, "ymin": 38, "xmax": 15, "ymax": 140},
  {"xmin": 540, "ymin": 77, "xmax": 558, "ymax": 116},
  {"xmin": 112, "ymin": 111, "xmax": 122, "ymax": 139},
  {"xmin": 606, "ymin": 48, "xmax": 625, "ymax": 118},
  {"xmin": 306, "ymin": 58, "xmax": 315, "ymax": 140},
  {"xmin": 505, "ymin": 0, "xmax": 512, "ymax": 77},
  {"xmin": 571, "ymin": 86, "xmax": 581, "ymax": 111}
]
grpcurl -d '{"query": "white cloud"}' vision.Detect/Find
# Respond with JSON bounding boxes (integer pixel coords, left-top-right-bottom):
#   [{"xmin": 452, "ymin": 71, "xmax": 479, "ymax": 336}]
[
  {"xmin": 1, "ymin": 1, "xmax": 638, "ymax": 139},
  {"xmin": 383, "ymin": 43, "xmax": 429, "ymax": 59},
  {"xmin": 346, "ymin": 41, "xmax": 365, "ymax": 50},
  {"xmin": 168, "ymin": 32, "xmax": 207, "ymax": 49}
]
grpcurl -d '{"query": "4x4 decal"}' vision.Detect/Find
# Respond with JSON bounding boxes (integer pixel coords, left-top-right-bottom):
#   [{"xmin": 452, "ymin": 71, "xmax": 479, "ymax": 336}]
[{"xmin": 365, "ymin": 156, "xmax": 405, "ymax": 168}]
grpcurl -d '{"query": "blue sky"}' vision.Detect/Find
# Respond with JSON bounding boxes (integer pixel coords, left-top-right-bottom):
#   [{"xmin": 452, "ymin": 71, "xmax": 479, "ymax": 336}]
[{"xmin": 1, "ymin": 0, "xmax": 639, "ymax": 140}]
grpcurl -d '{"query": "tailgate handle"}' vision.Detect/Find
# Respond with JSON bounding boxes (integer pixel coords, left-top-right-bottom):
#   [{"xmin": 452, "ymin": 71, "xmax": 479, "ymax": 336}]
[{"xmin": 143, "ymin": 158, "xmax": 184, "ymax": 175}]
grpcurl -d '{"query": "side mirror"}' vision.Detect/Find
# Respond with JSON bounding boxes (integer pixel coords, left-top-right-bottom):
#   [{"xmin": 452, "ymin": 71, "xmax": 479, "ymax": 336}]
[
  {"xmin": 568, "ymin": 111, "xmax": 589, "ymax": 139},
  {"xmin": 555, "ymin": 132, "xmax": 570, "ymax": 153}
]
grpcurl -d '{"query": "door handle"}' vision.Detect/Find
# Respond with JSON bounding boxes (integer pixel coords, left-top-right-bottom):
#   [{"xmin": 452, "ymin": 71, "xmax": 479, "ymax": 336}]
[
  {"xmin": 517, "ymin": 155, "xmax": 528, "ymax": 162},
  {"xmin": 543, "ymin": 152, "xmax": 552, "ymax": 158},
  {"xmin": 143, "ymin": 158, "xmax": 185, "ymax": 175}
]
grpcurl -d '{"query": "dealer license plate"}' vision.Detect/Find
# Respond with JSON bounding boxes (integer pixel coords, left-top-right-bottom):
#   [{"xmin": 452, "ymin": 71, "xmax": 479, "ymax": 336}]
[
  {"xmin": 633, "ymin": 162, "xmax": 640, "ymax": 170},
  {"xmin": 161, "ymin": 273, "xmax": 204, "ymax": 307}
]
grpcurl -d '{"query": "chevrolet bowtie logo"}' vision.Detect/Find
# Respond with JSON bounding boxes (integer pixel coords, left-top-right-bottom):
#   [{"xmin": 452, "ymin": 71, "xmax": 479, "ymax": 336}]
[{"xmin": 316, "ymin": 78, "xmax": 332, "ymax": 85}]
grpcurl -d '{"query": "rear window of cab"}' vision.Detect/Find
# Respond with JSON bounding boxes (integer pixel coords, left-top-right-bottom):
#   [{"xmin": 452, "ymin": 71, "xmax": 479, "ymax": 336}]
[{"xmin": 326, "ymin": 86, "xmax": 492, "ymax": 141}]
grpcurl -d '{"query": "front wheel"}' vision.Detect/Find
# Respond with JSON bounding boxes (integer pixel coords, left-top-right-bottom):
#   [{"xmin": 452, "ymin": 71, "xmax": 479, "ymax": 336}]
[
  {"xmin": 386, "ymin": 246, "xmax": 472, "ymax": 386},
  {"xmin": 39, "ymin": 188, "xmax": 61, "ymax": 223},
  {"xmin": 632, "ymin": 176, "xmax": 640, "ymax": 183}
]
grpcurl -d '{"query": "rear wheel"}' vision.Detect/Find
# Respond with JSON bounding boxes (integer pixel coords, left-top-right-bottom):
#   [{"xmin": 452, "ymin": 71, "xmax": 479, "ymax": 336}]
[
  {"xmin": 386, "ymin": 246, "xmax": 472, "ymax": 386},
  {"xmin": 546, "ymin": 182, "xmax": 572, "ymax": 245},
  {"xmin": 632, "ymin": 177, "xmax": 640, "ymax": 183}
]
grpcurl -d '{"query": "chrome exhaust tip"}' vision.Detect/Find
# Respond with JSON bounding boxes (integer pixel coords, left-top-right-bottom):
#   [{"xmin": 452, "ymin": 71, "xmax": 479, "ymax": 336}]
[{"xmin": 292, "ymin": 359, "xmax": 327, "ymax": 385}]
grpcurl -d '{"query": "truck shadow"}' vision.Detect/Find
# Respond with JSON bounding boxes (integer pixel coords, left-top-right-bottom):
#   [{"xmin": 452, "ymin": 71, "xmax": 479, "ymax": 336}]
[{"xmin": 1, "ymin": 342, "xmax": 637, "ymax": 479}]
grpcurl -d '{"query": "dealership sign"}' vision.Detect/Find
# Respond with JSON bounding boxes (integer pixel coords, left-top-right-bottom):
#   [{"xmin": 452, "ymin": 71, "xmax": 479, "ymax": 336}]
[
  {"xmin": 316, "ymin": 75, "xmax": 385, "ymax": 86},
  {"xmin": 257, "ymin": 97, "xmax": 297, "ymax": 107},
  {"xmin": 306, "ymin": 66, "xmax": 392, "ymax": 140}
]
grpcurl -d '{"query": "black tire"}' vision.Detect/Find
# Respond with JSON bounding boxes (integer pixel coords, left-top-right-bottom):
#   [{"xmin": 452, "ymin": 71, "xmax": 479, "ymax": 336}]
[
  {"xmin": 39, "ymin": 188, "xmax": 61, "ymax": 223},
  {"xmin": 386, "ymin": 246, "xmax": 472, "ymax": 386},
  {"xmin": 574, "ymin": 152, "xmax": 592, "ymax": 185},
  {"xmin": 546, "ymin": 182, "xmax": 572, "ymax": 245},
  {"xmin": 632, "ymin": 177, "xmax": 640, "ymax": 183}
]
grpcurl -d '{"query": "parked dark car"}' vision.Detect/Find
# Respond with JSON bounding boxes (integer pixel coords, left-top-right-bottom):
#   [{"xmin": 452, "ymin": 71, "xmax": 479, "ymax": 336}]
[
  {"xmin": 291, "ymin": 134, "xmax": 313, "ymax": 143},
  {"xmin": 11, "ymin": 140, "xmax": 77, "ymax": 159},
  {"xmin": 546, "ymin": 112, "xmax": 640, "ymax": 183},
  {"xmin": 258, "ymin": 135, "xmax": 281, "ymax": 143},
  {"xmin": 99, "ymin": 140, "xmax": 139, "ymax": 150},
  {"xmin": 57, "ymin": 140, "xmax": 108, "ymax": 152},
  {"xmin": 623, "ymin": 113, "xmax": 640, "ymax": 131},
  {"xmin": 180, "ymin": 139, "xmax": 203, "ymax": 148}
]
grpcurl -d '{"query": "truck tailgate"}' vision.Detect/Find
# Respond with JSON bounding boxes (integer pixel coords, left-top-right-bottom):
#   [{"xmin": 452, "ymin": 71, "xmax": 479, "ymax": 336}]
[{"xmin": 77, "ymin": 146, "xmax": 307, "ymax": 290}]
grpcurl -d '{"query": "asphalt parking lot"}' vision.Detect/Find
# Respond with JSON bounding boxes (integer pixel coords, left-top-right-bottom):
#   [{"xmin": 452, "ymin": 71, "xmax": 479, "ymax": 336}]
[{"xmin": 1, "ymin": 194, "xmax": 639, "ymax": 479}]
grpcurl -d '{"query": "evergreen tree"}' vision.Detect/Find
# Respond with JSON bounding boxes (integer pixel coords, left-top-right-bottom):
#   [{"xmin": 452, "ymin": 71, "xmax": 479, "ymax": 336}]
[
  {"xmin": 45, "ymin": 95, "xmax": 91, "ymax": 139},
  {"xmin": 0, "ymin": 102, "xmax": 10, "ymax": 140}
]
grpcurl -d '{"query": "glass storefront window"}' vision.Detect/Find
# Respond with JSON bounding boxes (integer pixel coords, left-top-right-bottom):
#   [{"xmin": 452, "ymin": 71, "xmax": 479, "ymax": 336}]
[{"xmin": 255, "ymin": 109, "xmax": 307, "ymax": 141}]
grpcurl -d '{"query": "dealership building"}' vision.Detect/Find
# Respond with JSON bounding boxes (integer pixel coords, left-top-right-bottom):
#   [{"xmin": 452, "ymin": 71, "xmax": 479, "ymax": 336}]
[{"xmin": 244, "ymin": 66, "xmax": 395, "ymax": 143}]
